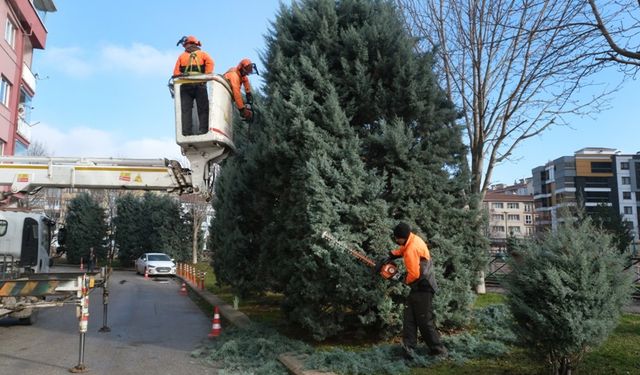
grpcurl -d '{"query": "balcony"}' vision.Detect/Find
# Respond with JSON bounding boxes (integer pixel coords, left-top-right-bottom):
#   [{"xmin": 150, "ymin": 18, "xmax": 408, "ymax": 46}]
[
  {"xmin": 22, "ymin": 63, "xmax": 37, "ymax": 92},
  {"xmin": 17, "ymin": 117, "xmax": 31, "ymax": 141}
]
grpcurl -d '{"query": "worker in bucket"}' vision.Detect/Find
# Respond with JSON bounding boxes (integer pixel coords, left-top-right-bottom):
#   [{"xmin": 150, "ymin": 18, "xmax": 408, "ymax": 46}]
[
  {"xmin": 173, "ymin": 35, "xmax": 214, "ymax": 135},
  {"xmin": 385, "ymin": 222, "xmax": 448, "ymax": 361},
  {"xmin": 223, "ymin": 58, "xmax": 258, "ymax": 122}
]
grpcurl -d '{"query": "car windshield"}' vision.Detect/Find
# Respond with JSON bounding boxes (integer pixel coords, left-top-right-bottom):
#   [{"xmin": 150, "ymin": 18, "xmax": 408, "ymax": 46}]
[{"xmin": 148, "ymin": 254, "xmax": 171, "ymax": 261}]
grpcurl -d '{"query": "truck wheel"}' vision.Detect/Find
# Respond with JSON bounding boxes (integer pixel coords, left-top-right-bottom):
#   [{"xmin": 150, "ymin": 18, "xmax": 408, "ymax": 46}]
[{"xmin": 18, "ymin": 310, "xmax": 38, "ymax": 325}]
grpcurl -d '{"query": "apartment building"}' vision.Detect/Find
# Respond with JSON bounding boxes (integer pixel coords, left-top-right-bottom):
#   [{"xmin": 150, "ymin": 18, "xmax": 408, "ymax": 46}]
[
  {"xmin": 0, "ymin": 0, "xmax": 55, "ymax": 156},
  {"xmin": 483, "ymin": 191, "xmax": 536, "ymax": 251},
  {"xmin": 532, "ymin": 147, "xmax": 640, "ymax": 244}
]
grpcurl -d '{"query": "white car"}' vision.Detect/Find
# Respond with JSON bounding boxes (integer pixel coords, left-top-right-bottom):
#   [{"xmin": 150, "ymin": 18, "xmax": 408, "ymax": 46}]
[{"xmin": 135, "ymin": 253, "xmax": 176, "ymax": 276}]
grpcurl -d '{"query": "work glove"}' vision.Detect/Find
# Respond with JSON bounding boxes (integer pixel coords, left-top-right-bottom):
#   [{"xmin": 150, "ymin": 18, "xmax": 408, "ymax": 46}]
[
  {"xmin": 391, "ymin": 271, "xmax": 404, "ymax": 282},
  {"xmin": 245, "ymin": 92, "xmax": 254, "ymax": 105},
  {"xmin": 240, "ymin": 107, "xmax": 253, "ymax": 121}
]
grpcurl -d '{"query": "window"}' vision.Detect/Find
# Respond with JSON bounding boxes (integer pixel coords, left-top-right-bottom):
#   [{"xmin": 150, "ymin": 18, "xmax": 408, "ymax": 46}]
[
  {"xmin": 623, "ymin": 192, "xmax": 631, "ymax": 200},
  {"xmin": 524, "ymin": 215, "xmax": 533, "ymax": 224},
  {"xmin": 14, "ymin": 139, "xmax": 27, "ymax": 155},
  {"xmin": 19, "ymin": 88, "xmax": 33, "ymax": 123},
  {"xmin": 4, "ymin": 18, "xmax": 16, "ymax": 49},
  {"xmin": 524, "ymin": 204, "xmax": 533, "ymax": 212},
  {"xmin": 508, "ymin": 226, "xmax": 521, "ymax": 234},
  {"xmin": 507, "ymin": 202, "xmax": 519, "ymax": 209},
  {"xmin": 584, "ymin": 177, "xmax": 610, "ymax": 188},
  {"xmin": 525, "ymin": 227, "xmax": 534, "ymax": 235},
  {"xmin": 584, "ymin": 191, "xmax": 610, "ymax": 203},
  {"xmin": 0, "ymin": 219, "xmax": 7, "ymax": 236},
  {"xmin": 507, "ymin": 214, "xmax": 520, "ymax": 221},
  {"xmin": 0, "ymin": 76, "xmax": 11, "ymax": 107},
  {"xmin": 491, "ymin": 202, "xmax": 503, "ymax": 209},
  {"xmin": 622, "ymin": 177, "xmax": 631, "ymax": 185},
  {"xmin": 491, "ymin": 226, "xmax": 505, "ymax": 233},
  {"xmin": 620, "ymin": 162, "xmax": 629, "ymax": 170},
  {"xmin": 491, "ymin": 214, "xmax": 504, "ymax": 221},
  {"xmin": 591, "ymin": 162, "xmax": 612, "ymax": 173},
  {"xmin": 624, "ymin": 206, "xmax": 633, "ymax": 215},
  {"xmin": 0, "ymin": 139, "xmax": 4, "ymax": 156}
]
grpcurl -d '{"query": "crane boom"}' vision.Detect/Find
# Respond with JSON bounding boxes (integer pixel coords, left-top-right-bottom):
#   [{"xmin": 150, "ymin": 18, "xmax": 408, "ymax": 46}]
[{"xmin": 0, "ymin": 156, "xmax": 193, "ymax": 198}]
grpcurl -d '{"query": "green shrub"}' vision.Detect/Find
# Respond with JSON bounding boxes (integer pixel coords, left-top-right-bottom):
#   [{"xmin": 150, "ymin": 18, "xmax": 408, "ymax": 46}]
[{"xmin": 505, "ymin": 218, "xmax": 634, "ymax": 375}]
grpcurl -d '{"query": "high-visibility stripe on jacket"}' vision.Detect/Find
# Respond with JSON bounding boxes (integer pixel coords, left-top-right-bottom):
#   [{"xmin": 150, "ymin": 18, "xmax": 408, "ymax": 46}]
[
  {"xmin": 223, "ymin": 67, "xmax": 252, "ymax": 109},
  {"xmin": 391, "ymin": 232, "xmax": 431, "ymax": 285},
  {"xmin": 173, "ymin": 50, "xmax": 214, "ymax": 76}
]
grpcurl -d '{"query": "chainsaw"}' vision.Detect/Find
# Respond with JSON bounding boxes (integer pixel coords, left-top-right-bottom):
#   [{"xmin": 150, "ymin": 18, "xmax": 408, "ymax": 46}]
[{"xmin": 321, "ymin": 231, "xmax": 399, "ymax": 280}]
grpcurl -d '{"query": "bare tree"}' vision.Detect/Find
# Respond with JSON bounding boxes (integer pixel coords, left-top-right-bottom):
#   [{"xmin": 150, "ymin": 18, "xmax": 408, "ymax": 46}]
[
  {"xmin": 396, "ymin": 0, "xmax": 614, "ymax": 197},
  {"xmin": 180, "ymin": 194, "xmax": 212, "ymax": 264},
  {"xmin": 587, "ymin": 0, "xmax": 640, "ymax": 69}
]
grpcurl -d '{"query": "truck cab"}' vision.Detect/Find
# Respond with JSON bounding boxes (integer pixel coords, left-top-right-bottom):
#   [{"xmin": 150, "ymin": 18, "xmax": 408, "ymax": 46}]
[{"xmin": 0, "ymin": 209, "xmax": 54, "ymax": 276}]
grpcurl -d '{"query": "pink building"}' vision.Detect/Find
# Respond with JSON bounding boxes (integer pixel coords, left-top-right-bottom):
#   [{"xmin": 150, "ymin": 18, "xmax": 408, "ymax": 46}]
[{"xmin": 0, "ymin": 0, "xmax": 55, "ymax": 156}]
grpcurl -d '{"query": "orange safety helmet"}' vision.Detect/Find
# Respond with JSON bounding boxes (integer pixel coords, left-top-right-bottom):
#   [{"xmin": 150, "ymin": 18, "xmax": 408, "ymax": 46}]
[
  {"xmin": 238, "ymin": 58, "xmax": 259, "ymax": 75},
  {"xmin": 176, "ymin": 35, "xmax": 202, "ymax": 47}
]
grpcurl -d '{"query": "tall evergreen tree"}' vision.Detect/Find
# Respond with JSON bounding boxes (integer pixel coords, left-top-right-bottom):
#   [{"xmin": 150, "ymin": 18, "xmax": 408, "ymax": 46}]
[
  {"xmin": 114, "ymin": 193, "xmax": 192, "ymax": 264},
  {"xmin": 212, "ymin": 0, "xmax": 485, "ymax": 339},
  {"xmin": 588, "ymin": 204, "xmax": 633, "ymax": 255},
  {"xmin": 64, "ymin": 192, "xmax": 108, "ymax": 264},
  {"xmin": 114, "ymin": 193, "xmax": 145, "ymax": 265}
]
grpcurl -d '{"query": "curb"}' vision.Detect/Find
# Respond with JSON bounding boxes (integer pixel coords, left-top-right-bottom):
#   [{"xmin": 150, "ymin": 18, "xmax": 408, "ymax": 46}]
[
  {"xmin": 176, "ymin": 275, "xmax": 251, "ymax": 328},
  {"xmin": 176, "ymin": 275, "xmax": 336, "ymax": 375}
]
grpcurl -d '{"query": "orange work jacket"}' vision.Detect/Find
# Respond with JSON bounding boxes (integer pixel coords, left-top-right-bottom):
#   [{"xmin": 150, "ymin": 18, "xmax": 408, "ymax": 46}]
[
  {"xmin": 390, "ymin": 232, "xmax": 431, "ymax": 285},
  {"xmin": 223, "ymin": 67, "xmax": 252, "ymax": 109},
  {"xmin": 173, "ymin": 50, "xmax": 214, "ymax": 76}
]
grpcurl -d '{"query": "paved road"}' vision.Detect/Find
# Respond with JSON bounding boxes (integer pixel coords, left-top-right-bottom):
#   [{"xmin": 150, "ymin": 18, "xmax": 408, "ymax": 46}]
[{"xmin": 0, "ymin": 270, "xmax": 219, "ymax": 375}]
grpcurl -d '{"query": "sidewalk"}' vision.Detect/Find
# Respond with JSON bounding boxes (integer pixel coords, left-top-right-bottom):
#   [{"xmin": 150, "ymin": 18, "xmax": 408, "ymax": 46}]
[{"xmin": 176, "ymin": 274, "xmax": 335, "ymax": 375}]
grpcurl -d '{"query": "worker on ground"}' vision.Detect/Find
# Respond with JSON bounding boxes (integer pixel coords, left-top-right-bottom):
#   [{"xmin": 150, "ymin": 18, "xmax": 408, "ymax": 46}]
[
  {"xmin": 87, "ymin": 247, "xmax": 96, "ymax": 273},
  {"xmin": 223, "ymin": 58, "xmax": 258, "ymax": 122},
  {"xmin": 173, "ymin": 35, "xmax": 214, "ymax": 136},
  {"xmin": 385, "ymin": 222, "xmax": 447, "ymax": 361}
]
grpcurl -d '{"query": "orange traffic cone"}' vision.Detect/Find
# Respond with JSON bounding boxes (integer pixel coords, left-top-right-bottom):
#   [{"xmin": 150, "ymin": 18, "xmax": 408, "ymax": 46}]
[
  {"xmin": 179, "ymin": 282, "xmax": 188, "ymax": 296},
  {"xmin": 208, "ymin": 306, "xmax": 221, "ymax": 338},
  {"xmin": 144, "ymin": 268, "xmax": 149, "ymax": 280}
]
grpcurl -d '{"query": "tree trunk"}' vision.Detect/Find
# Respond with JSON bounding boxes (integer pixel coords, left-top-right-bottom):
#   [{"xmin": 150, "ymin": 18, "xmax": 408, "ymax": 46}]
[{"xmin": 192, "ymin": 221, "xmax": 198, "ymax": 264}]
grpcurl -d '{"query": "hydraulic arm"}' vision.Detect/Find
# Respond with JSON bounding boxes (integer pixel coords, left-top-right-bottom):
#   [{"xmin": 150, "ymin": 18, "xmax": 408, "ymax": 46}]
[{"xmin": 0, "ymin": 156, "xmax": 192, "ymax": 199}]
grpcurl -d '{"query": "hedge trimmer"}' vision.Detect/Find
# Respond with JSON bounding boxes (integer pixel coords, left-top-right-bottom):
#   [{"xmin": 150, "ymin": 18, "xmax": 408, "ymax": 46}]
[{"xmin": 321, "ymin": 231, "xmax": 399, "ymax": 280}]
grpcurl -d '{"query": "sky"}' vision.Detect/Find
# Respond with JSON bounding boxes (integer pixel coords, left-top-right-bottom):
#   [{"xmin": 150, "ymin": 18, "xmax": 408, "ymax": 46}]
[{"xmin": 29, "ymin": 0, "xmax": 640, "ymax": 186}]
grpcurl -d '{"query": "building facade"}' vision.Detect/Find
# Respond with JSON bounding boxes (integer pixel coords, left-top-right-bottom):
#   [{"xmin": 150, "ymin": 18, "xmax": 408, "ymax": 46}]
[
  {"xmin": 0, "ymin": 0, "xmax": 55, "ymax": 156},
  {"xmin": 532, "ymin": 148, "xmax": 640, "ymax": 245},
  {"xmin": 483, "ymin": 191, "xmax": 536, "ymax": 251}
]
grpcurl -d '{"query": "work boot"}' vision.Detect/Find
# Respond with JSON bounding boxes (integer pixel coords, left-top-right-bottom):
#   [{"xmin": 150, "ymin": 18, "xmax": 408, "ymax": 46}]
[
  {"xmin": 428, "ymin": 346, "xmax": 448, "ymax": 358},
  {"xmin": 402, "ymin": 344, "xmax": 417, "ymax": 362}
]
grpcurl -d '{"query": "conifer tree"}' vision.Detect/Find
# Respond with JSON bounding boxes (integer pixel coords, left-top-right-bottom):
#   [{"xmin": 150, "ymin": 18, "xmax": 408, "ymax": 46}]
[
  {"xmin": 506, "ymin": 218, "xmax": 633, "ymax": 375},
  {"xmin": 211, "ymin": 0, "xmax": 485, "ymax": 339},
  {"xmin": 114, "ymin": 193, "xmax": 192, "ymax": 263},
  {"xmin": 114, "ymin": 193, "xmax": 144, "ymax": 264},
  {"xmin": 64, "ymin": 192, "xmax": 108, "ymax": 264}
]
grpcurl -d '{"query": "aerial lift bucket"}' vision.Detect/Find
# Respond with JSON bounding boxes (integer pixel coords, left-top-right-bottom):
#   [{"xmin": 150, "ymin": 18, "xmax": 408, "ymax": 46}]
[{"xmin": 171, "ymin": 74, "xmax": 235, "ymax": 199}]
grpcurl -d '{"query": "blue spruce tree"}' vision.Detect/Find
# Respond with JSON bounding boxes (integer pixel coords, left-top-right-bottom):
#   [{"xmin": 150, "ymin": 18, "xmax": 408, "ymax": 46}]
[{"xmin": 211, "ymin": 0, "xmax": 486, "ymax": 339}]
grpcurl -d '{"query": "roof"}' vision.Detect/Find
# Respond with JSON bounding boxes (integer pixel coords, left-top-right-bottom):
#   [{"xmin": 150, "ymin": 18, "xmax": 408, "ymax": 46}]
[{"xmin": 483, "ymin": 192, "xmax": 533, "ymax": 203}]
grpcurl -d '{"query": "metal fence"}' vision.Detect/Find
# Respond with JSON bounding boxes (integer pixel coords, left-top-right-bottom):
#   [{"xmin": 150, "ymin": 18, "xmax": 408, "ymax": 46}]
[{"xmin": 484, "ymin": 251, "xmax": 640, "ymax": 298}]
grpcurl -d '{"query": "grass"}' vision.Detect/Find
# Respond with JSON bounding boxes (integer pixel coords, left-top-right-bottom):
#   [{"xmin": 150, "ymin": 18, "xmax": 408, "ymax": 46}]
[
  {"xmin": 473, "ymin": 293, "xmax": 506, "ymax": 309},
  {"xmin": 187, "ymin": 264, "xmax": 640, "ymax": 374},
  {"xmin": 191, "ymin": 262, "xmax": 284, "ymax": 323}
]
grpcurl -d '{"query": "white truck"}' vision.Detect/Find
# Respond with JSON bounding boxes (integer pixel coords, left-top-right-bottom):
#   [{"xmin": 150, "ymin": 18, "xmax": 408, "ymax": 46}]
[{"xmin": 0, "ymin": 74, "xmax": 236, "ymax": 371}]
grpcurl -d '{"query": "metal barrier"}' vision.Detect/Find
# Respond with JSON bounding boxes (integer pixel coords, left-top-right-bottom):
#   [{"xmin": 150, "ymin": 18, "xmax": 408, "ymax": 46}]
[
  {"xmin": 176, "ymin": 262, "xmax": 207, "ymax": 291},
  {"xmin": 485, "ymin": 252, "xmax": 640, "ymax": 298}
]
